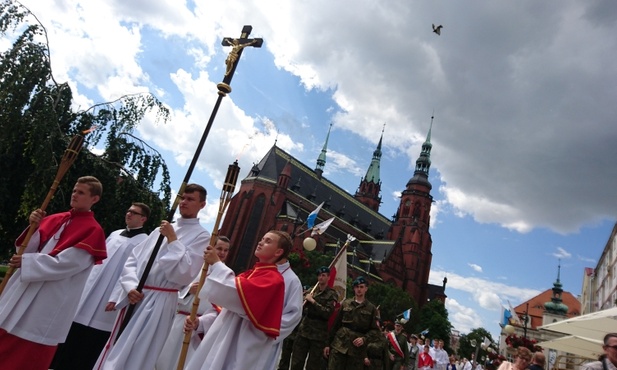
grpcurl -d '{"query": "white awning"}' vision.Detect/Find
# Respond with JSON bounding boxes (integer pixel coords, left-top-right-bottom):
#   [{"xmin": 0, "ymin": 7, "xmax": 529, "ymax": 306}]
[
  {"xmin": 537, "ymin": 335, "xmax": 603, "ymax": 360},
  {"xmin": 539, "ymin": 307, "xmax": 617, "ymax": 341}
]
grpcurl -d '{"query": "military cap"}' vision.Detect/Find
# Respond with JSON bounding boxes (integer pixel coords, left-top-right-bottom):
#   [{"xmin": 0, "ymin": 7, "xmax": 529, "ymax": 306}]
[
  {"xmin": 316, "ymin": 266, "xmax": 330, "ymax": 274},
  {"xmin": 352, "ymin": 276, "xmax": 368, "ymax": 287}
]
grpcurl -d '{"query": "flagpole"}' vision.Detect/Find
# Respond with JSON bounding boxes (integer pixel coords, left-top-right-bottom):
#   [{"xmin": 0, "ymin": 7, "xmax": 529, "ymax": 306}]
[
  {"xmin": 175, "ymin": 161, "xmax": 240, "ymax": 370},
  {"xmin": 0, "ymin": 134, "xmax": 84, "ymax": 296},
  {"xmin": 305, "ymin": 234, "xmax": 355, "ymax": 299},
  {"xmin": 115, "ymin": 25, "xmax": 262, "ymax": 340}
]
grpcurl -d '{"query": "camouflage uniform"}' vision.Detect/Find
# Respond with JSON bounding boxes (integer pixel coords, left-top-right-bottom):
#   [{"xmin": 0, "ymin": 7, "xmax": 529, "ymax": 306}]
[
  {"xmin": 277, "ymin": 329, "xmax": 297, "ymax": 370},
  {"xmin": 365, "ymin": 329, "xmax": 388, "ymax": 370},
  {"xmin": 327, "ymin": 298, "xmax": 380, "ymax": 370},
  {"xmin": 291, "ymin": 285, "xmax": 338, "ymax": 370},
  {"xmin": 387, "ymin": 330, "xmax": 409, "ymax": 370}
]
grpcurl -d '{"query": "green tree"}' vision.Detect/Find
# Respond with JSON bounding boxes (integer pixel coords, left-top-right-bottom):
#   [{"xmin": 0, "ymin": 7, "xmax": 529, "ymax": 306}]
[
  {"xmin": 417, "ymin": 299, "xmax": 454, "ymax": 352},
  {"xmin": 458, "ymin": 327, "xmax": 495, "ymax": 361},
  {"xmin": 0, "ymin": 0, "xmax": 171, "ymax": 258}
]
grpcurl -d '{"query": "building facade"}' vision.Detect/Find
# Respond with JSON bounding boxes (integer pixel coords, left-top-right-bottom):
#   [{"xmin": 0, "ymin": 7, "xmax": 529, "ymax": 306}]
[
  {"xmin": 586, "ymin": 223, "xmax": 617, "ymax": 312},
  {"xmin": 218, "ymin": 121, "xmax": 445, "ymax": 305}
]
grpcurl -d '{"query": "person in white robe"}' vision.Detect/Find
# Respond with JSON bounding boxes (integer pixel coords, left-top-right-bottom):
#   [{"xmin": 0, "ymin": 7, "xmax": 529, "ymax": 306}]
[
  {"xmin": 0, "ymin": 176, "xmax": 106, "ymax": 370},
  {"xmin": 51, "ymin": 202, "xmax": 150, "ymax": 370},
  {"xmin": 255, "ymin": 257, "xmax": 303, "ymax": 370},
  {"xmin": 435, "ymin": 339, "xmax": 449, "ymax": 370},
  {"xmin": 95, "ymin": 184, "xmax": 210, "ymax": 370},
  {"xmin": 155, "ymin": 236, "xmax": 231, "ymax": 370},
  {"xmin": 185, "ymin": 230, "xmax": 291, "ymax": 370}
]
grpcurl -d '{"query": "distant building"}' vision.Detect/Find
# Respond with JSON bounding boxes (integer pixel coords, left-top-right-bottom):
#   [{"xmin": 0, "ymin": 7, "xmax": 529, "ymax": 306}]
[
  {"xmin": 499, "ymin": 264, "xmax": 581, "ymax": 366},
  {"xmin": 219, "ymin": 120, "xmax": 446, "ymax": 305},
  {"xmin": 584, "ymin": 223, "xmax": 617, "ymax": 313},
  {"xmin": 580, "ymin": 267, "xmax": 595, "ymax": 315}
]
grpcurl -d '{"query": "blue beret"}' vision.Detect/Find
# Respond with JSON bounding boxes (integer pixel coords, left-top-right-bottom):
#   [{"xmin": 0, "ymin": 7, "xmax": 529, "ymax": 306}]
[
  {"xmin": 317, "ymin": 266, "xmax": 330, "ymax": 274},
  {"xmin": 352, "ymin": 276, "xmax": 368, "ymax": 287}
]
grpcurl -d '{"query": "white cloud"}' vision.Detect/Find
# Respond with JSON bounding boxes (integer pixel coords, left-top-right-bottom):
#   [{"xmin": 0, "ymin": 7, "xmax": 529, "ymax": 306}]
[
  {"xmin": 552, "ymin": 247, "xmax": 572, "ymax": 259},
  {"xmin": 446, "ymin": 298, "xmax": 484, "ymax": 334},
  {"xmin": 468, "ymin": 263, "xmax": 483, "ymax": 273},
  {"xmin": 577, "ymin": 255, "xmax": 596, "ymax": 264},
  {"xmin": 430, "ymin": 269, "xmax": 541, "ymax": 311}
]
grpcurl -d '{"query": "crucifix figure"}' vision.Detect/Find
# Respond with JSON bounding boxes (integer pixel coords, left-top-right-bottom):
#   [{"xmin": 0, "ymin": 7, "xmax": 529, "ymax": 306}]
[{"xmin": 221, "ymin": 25, "xmax": 263, "ymax": 81}]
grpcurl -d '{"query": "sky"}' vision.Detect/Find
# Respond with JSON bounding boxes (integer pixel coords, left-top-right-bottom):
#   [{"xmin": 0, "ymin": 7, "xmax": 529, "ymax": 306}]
[{"xmin": 8, "ymin": 0, "xmax": 617, "ymax": 340}]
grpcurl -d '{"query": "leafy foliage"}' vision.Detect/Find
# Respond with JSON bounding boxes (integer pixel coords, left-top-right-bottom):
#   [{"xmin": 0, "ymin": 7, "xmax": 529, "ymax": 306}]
[
  {"xmin": 458, "ymin": 327, "xmax": 496, "ymax": 360},
  {"xmin": 0, "ymin": 0, "xmax": 171, "ymax": 257},
  {"xmin": 416, "ymin": 299, "xmax": 454, "ymax": 352}
]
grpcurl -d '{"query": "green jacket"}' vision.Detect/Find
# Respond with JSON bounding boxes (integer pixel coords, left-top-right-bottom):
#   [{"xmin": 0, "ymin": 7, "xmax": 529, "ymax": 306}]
[
  {"xmin": 328, "ymin": 298, "xmax": 380, "ymax": 358},
  {"xmin": 297, "ymin": 285, "xmax": 338, "ymax": 341}
]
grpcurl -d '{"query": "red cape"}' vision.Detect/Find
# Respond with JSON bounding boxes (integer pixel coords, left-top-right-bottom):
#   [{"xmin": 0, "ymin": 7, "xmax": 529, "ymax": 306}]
[
  {"xmin": 16, "ymin": 210, "xmax": 107, "ymax": 264},
  {"xmin": 235, "ymin": 262, "xmax": 285, "ymax": 338}
]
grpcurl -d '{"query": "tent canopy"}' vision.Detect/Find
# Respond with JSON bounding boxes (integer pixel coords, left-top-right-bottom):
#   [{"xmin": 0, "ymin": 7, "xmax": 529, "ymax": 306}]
[
  {"xmin": 537, "ymin": 335, "xmax": 603, "ymax": 360},
  {"xmin": 539, "ymin": 307, "xmax": 617, "ymax": 342}
]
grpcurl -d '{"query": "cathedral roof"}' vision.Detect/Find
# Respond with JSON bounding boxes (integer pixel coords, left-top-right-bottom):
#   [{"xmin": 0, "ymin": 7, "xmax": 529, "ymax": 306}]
[{"xmin": 248, "ymin": 145, "xmax": 394, "ymax": 253}]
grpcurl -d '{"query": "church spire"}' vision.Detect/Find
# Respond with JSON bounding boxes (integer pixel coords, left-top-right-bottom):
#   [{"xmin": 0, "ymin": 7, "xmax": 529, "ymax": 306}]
[
  {"xmin": 354, "ymin": 124, "xmax": 384, "ymax": 212},
  {"xmin": 364, "ymin": 124, "xmax": 385, "ymax": 184},
  {"xmin": 407, "ymin": 116, "xmax": 434, "ymax": 189},
  {"xmin": 544, "ymin": 260, "xmax": 569, "ymax": 315},
  {"xmin": 315, "ymin": 123, "xmax": 332, "ymax": 178}
]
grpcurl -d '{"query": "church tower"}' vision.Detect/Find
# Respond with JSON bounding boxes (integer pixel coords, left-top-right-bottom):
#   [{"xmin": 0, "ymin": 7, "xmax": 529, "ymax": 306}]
[
  {"xmin": 354, "ymin": 126, "xmax": 384, "ymax": 212},
  {"xmin": 544, "ymin": 261, "xmax": 569, "ymax": 316},
  {"xmin": 315, "ymin": 124, "xmax": 332, "ymax": 179},
  {"xmin": 382, "ymin": 117, "xmax": 435, "ymax": 304}
]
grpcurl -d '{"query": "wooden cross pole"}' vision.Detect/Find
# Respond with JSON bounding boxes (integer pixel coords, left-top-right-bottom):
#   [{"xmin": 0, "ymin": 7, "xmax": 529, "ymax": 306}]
[{"xmin": 114, "ymin": 25, "xmax": 262, "ymax": 341}]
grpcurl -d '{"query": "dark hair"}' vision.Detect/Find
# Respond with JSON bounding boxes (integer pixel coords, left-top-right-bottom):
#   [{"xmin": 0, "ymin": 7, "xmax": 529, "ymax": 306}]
[
  {"xmin": 77, "ymin": 176, "xmax": 102, "ymax": 197},
  {"xmin": 532, "ymin": 352, "xmax": 545, "ymax": 367},
  {"xmin": 604, "ymin": 333, "xmax": 617, "ymax": 345},
  {"xmin": 217, "ymin": 235, "xmax": 231, "ymax": 245},
  {"xmin": 184, "ymin": 183, "xmax": 207, "ymax": 202},
  {"xmin": 132, "ymin": 202, "xmax": 151, "ymax": 218},
  {"xmin": 269, "ymin": 230, "xmax": 292, "ymax": 262}
]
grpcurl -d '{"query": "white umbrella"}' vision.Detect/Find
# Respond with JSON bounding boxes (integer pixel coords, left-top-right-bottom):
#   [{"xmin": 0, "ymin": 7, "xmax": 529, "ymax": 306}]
[
  {"xmin": 537, "ymin": 335, "xmax": 603, "ymax": 360},
  {"xmin": 539, "ymin": 307, "xmax": 617, "ymax": 341}
]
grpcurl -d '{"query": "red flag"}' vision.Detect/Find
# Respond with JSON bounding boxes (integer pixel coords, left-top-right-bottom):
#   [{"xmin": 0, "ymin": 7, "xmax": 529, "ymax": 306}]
[{"xmin": 327, "ymin": 243, "xmax": 348, "ymax": 330}]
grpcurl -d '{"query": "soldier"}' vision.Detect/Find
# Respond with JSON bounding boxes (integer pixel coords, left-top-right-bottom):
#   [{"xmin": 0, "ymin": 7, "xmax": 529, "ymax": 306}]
[
  {"xmin": 291, "ymin": 266, "xmax": 338, "ymax": 370},
  {"xmin": 365, "ymin": 324, "xmax": 389, "ymax": 370},
  {"xmin": 387, "ymin": 320, "xmax": 409, "ymax": 370},
  {"xmin": 324, "ymin": 276, "xmax": 380, "ymax": 370}
]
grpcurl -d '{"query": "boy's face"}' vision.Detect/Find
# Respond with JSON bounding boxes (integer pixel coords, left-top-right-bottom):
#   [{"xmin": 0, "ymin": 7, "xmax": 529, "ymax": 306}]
[
  {"xmin": 254, "ymin": 232, "xmax": 283, "ymax": 263},
  {"xmin": 214, "ymin": 239, "xmax": 231, "ymax": 262},
  {"xmin": 179, "ymin": 191, "xmax": 206, "ymax": 218},
  {"xmin": 70, "ymin": 183, "xmax": 99, "ymax": 212}
]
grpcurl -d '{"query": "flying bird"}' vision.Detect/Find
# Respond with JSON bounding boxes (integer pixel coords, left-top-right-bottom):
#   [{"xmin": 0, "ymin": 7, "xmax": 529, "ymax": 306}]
[{"xmin": 432, "ymin": 24, "xmax": 443, "ymax": 35}]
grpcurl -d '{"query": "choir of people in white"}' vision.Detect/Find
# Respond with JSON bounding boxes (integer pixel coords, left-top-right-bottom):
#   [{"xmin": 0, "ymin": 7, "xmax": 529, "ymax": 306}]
[
  {"xmin": 0, "ymin": 179, "xmax": 496, "ymax": 370},
  {"xmin": 0, "ymin": 182, "xmax": 303, "ymax": 370},
  {"xmin": 408, "ymin": 337, "xmax": 484, "ymax": 370}
]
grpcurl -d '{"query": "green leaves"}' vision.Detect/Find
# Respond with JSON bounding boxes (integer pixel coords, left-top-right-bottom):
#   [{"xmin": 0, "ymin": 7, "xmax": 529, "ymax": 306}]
[{"xmin": 0, "ymin": 0, "xmax": 172, "ymax": 256}]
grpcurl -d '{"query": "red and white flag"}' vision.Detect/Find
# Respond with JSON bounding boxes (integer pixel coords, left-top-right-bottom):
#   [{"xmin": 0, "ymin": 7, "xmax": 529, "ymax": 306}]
[
  {"xmin": 328, "ymin": 245, "xmax": 347, "ymax": 303},
  {"xmin": 327, "ymin": 234, "xmax": 354, "ymax": 330}
]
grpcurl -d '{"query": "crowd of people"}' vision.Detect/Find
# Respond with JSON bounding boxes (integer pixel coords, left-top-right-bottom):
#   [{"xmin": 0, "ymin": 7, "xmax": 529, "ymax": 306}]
[{"xmin": 0, "ymin": 175, "xmax": 615, "ymax": 370}]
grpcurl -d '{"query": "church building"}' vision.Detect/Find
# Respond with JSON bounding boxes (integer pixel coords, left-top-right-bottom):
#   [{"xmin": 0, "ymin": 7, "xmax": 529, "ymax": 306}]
[{"xmin": 219, "ymin": 119, "xmax": 445, "ymax": 306}]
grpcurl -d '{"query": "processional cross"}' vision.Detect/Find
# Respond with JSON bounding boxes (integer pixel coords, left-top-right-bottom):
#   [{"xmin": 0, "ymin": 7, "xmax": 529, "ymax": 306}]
[{"xmin": 218, "ymin": 25, "xmax": 263, "ymax": 94}]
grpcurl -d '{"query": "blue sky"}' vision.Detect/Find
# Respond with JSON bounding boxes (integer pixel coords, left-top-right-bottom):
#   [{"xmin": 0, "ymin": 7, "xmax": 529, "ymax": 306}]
[{"xmin": 11, "ymin": 0, "xmax": 617, "ymax": 340}]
